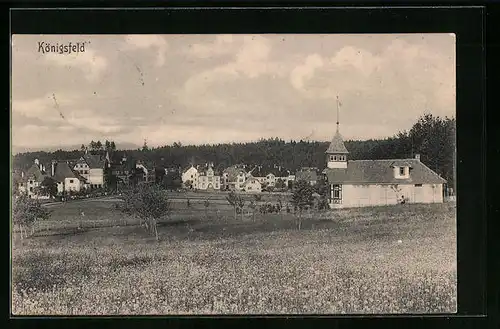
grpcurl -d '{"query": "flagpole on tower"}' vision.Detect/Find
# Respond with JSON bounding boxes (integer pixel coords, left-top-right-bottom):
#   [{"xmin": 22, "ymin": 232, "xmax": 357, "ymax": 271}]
[{"xmin": 336, "ymin": 95, "xmax": 340, "ymax": 132}]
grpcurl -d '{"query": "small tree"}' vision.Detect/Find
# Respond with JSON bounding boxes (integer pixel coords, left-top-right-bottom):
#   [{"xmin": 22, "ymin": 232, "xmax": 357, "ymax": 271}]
[
  {"xmin": 203, "ymin": 198, "xmax": 210, "ymax": 218},
  {"xmin": 226, "ymin": 191, "xmax": 244, "ymax": 220},
  {"xmin": 120, "ymin": 184, "xmax": 171, "ymax": 241},
  {"xmin": 314, "ymin": 178, "xmax": 330, "ymax": 210},
  {"xmin": 291, "ymin": 180, "xmax": 314, "ymax": 230},
  {"xmin": 12, "ymin": 195, "xmax": 51, "ymax": 240}
]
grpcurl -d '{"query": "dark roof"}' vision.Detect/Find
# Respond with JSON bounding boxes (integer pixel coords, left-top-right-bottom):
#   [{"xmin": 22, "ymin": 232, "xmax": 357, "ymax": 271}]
[
  {"xmin": 81, "ymin": 154, "xmax": 105, "ymax": 169},
  {"xmin": 23, "ymin": 164, "xmax": 46, "ymax": 182},
  {"xmin": 323, "ymin": 159, "xmax": 446, "ymax": 184},
  {"xmin": 53, "ymin": 162, "xmax": 78, "ymax": 182},
  {"xmin": 251, "ymin": 166, "xmax": 290, "ymax": 177},
  {"xmin": 296, "ymin": 169, "xmax": 318, "ymax": 182},
  {"xmin": 223, "ymin": 165, "xmax": 246, "ymax": 181},
  {"xmin": 325, "ymin": 130, "xmax": 349, "ymax": 154}
]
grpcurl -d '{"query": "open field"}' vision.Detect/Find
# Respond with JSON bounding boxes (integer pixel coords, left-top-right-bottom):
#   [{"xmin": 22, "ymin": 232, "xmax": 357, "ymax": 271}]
[{"xmin": 11, "ymin": 199, "xmax": 457, "ymax": 315}]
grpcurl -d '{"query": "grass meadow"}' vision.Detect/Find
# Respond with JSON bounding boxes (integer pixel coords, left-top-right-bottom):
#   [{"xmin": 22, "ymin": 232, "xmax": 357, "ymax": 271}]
[{"xmin": 11, "ymin": 195, "xmax": 457, "ymax": 315}]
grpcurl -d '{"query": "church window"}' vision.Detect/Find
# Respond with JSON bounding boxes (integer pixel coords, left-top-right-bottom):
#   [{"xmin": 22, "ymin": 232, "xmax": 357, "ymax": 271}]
[{"xmin": 399, "ymin": 167, "xmax": 405, "ymax": 175}]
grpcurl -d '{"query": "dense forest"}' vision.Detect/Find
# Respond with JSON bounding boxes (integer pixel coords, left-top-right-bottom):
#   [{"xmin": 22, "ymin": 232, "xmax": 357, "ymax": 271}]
[{"xmin": 12, "ymin": 114, "xmax": 456, "ymax": 188}]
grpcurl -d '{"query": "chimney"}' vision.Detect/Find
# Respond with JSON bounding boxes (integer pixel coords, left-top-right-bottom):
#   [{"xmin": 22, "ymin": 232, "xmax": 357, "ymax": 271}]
[
  {"xmin": 34, "ymin": 158, "xmax": 40, "ymax": 167},
  {"xmin": 415, "ymin": 154, "xmax": 420, "ymax": 161}
]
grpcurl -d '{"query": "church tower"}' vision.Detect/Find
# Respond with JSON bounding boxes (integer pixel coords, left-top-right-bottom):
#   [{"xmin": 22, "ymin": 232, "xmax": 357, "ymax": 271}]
[{"xmin": 325, "ymin": 96, "xmax": 349, "ymax": 169}]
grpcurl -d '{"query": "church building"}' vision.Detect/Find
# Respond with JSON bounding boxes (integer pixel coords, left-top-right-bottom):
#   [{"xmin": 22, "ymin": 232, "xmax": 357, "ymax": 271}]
[{"xmin": 323, "ymin": 103, "xmax": 447, "ymax": 208}]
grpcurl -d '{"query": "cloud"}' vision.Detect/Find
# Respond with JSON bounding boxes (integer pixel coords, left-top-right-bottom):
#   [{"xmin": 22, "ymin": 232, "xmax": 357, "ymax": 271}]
[
  {"xmin": 124, "ymin": 35, "xmax": 168, "ymax": 66},
  {"xmin": 178, "ymin": 35, "xmax": 292, "ymax": 112},
  {"xmin": 290, "ymin": 54, "xmax": 324, "ymax": 90},
  {"xmin": 289, "ymin": 39, "xmax": 455, "ymax": 121},
  {"xmin": 187, "ymin": 35, "xmax": 235, "ymax": 59},
  {"xmin": 44, "ymin": 48, "xmax": 108, "ymax": 81}
]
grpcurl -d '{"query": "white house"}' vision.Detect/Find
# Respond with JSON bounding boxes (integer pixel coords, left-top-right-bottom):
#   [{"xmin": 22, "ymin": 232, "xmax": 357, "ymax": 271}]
[
  {"xmin": 53, "ymin": 161, "xmax": 88, "ymax": 193},
  {"xmin": 17, "ymin": 159, "xmax": 50, "ymax": 199},
  {"xmin": 242, "ymin": 177, "xmax": 262, "ymax": 193},
  {"xmin": 323, "ymin": 122, "xmax": 446, "ymax": 208},
  {"xmin": 222, "ymin": 164, "xmax": 247, "ymax": 191},
  {"xmin": 197, "ymin": 165, "xmax": 221, "ymax": 190},
  {"xmin": 182, "ymin": 165, "xmax": 199, "ymax": 189},
  {"xmin": 73, "ymin": 153, "xmax": 105, "ymax": 189}
]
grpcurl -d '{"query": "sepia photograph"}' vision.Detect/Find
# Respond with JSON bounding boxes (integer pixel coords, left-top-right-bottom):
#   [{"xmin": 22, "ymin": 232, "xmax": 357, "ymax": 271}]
[{"xmin": 11, "ymin": 33, "xmax": 457, "ymax": 315}]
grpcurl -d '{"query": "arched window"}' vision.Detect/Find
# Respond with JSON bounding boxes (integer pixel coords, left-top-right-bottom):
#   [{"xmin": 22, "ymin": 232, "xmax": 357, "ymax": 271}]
[
  {"xmin": 330, "ymin": 155, "xmax": 334, "ymax": 161},
  {"xmin": 333, "ymin": 155, "xmax": 337, "ymax": 161}
]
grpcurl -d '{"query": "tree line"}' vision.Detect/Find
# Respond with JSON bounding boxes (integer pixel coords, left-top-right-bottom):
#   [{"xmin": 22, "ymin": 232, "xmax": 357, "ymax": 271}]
[{"xmin": 12, "ymin": 114, "xmax": 456, "ymax": 189}]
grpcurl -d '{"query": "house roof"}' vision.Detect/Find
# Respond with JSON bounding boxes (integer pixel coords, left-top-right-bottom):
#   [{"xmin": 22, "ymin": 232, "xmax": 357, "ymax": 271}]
[
  {"xmin": 53, "ymin": 162, "xmax": 78, "ymax": 182},
  {"xmin": 223, "ymin": 165, "xmax": 246, "ymax": 181},
  {"xmin": 244, "ymin": 177, "xmax": 261, "ymax": 186},
  {"xmin": 325, "ymin": 130, "xmax": 349, "ymax": 154},
  {"xmin": 323, "ymin": 159, "xmax": 446, "ymax": 184},
  {"xmin": 81, "ymin": 154, "xmax": 105, "ymax": 169},
  {"xmin": 22, "ymin": 164, "xmax": 46, "ymax": 183},
  {"xmin": 296, "ymin": 169, "xmax": 318, "ymax": 182}
]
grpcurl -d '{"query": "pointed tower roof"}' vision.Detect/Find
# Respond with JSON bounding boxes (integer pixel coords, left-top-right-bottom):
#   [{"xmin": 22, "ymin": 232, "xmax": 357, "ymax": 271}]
[{"xmin": 326, "ymin": 129, "xmax": 349, "ymax": 154}]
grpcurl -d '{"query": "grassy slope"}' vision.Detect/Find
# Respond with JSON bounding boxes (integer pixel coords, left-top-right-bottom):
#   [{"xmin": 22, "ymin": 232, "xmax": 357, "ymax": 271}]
[{"xmin": 11, "ymin": 200, "xmax": 457, "ymax": 315}]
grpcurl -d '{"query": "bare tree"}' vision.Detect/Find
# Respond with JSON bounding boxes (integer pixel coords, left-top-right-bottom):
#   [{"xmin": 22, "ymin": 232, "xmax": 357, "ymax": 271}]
[
  {"xmin": 12, "ymin": 195, "xmax": 51, "ymax": 240},
  {"xmin": 291, "ymin": 180, "xmax": 314, "ymax": 230},
  {"xmin": 120, "ymin": 184, "xmax": 171, "ymax": 241}
]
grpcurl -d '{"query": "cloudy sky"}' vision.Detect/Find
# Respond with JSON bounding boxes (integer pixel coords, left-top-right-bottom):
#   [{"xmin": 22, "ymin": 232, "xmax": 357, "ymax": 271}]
[{"xmin": 11, "ymin": 34, "xmax": 455, "ymax": 152}]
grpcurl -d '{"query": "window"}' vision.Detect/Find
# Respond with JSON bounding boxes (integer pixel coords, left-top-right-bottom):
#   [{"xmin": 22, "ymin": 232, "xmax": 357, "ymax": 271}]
[
  {"xmin": 415, "ymin": 184, "xmax": 422, "ymax": 187},
  {"xmin": 191, "ymin": 175, "xmax": 193, "ymax": 178},
  {"xmin": 85, "ymin": 171, "xmax": 88, "ymax": 174},
  {"xmin": 330, "ymin": 155, "xmax": 334, "ymax": 161},
  {"xmin": 69, "ymin": 179, "xmax": 74, "ymax": 183},
  {"xmin": 332, "ymin": 184, "xmax": 342, "ymax": 201},
  {"xmin": 333, "ymin": 155, "xmax": 338, "ymax": 161},
  {"xmin": 20, "ymin": 183, "xmax": 24, "ymax": 187},
  {"xmin": 399, "ymin": 167, "xmax": 405, "ymax": 175},
  {"xmin": 248, "ymin": 186, "xmax": 252, "ymax": 190},
  {"xmin": 29, "ymin": 180, "xmax": 33, "ymax": 184}
]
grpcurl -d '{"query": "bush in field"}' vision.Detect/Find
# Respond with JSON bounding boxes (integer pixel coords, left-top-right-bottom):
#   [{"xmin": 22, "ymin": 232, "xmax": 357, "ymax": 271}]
[
  {"xmin": 120, "ymin": 184, "xmax": 171, "ymax": 241},
  {"xmin": 12, "ymin": 195, "xmax": 51, "ymax": 239},
  {"xmin": 291, "ymin": 180, "xmax": 314, "ymax": 230}
]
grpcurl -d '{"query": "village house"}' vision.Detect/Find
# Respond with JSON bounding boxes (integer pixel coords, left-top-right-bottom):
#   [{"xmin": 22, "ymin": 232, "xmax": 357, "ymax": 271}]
[
  {"xmin": 242, "ymin": 177, "xmax": 262, "ymax": 193},
  {"xmin": 247, "ymin": 165, "xmax": 292, "ymax": 190},
  {"xmin": 16, "ymin": 159, "xmax": 49, "ymax": 199},
  {"xmin": 135, "ymin": 160, "xmax": 155, "ymax": 184},
  {"xmin": 222, "ymin": 164, "xmax": 248, "ymax": 191},
  {"xmin": 322, "ymin": 121, "xmax": 446, "ymax": 208},
  {"xmin": 181, "ymin": 165, "xmax": 199, "ymax": 189},
  {"xmin": 72, "ymin": 151, "xmax": 108, "ymax": 189},
  {"xmin": 52, "ymin": 161, "xmax": 88, "ymax": 193},
  {"xmin": 197, "ymin": 164, "xmax": 221, "ymax": 190}
]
